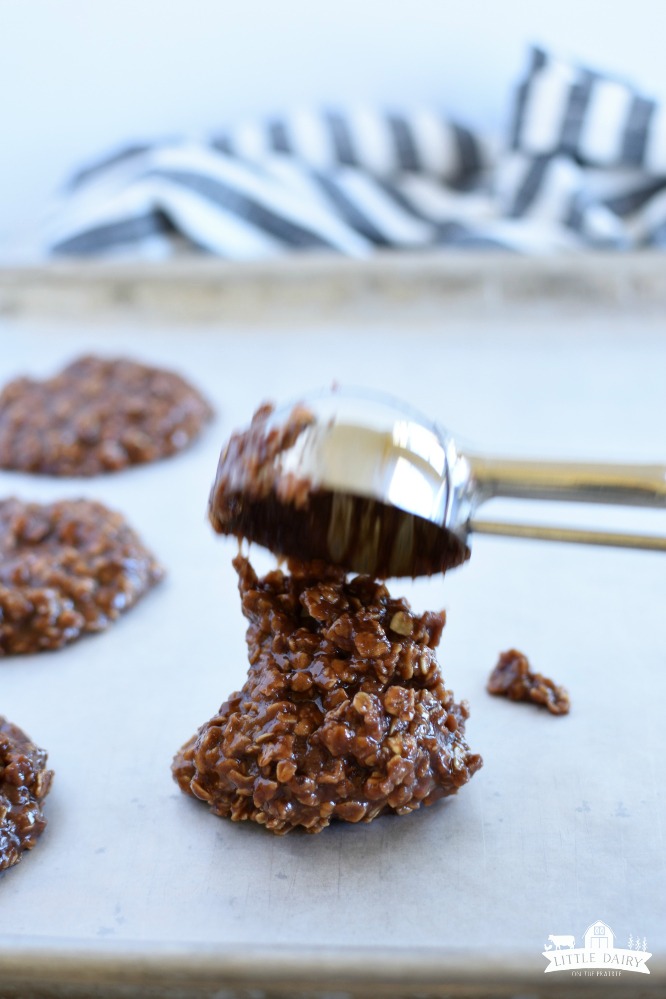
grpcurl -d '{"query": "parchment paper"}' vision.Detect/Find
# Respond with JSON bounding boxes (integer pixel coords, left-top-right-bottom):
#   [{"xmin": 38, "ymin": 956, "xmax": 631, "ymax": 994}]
[{"xmin": 0, "ymin": 311, "xmax": 664, "ymax": 995}]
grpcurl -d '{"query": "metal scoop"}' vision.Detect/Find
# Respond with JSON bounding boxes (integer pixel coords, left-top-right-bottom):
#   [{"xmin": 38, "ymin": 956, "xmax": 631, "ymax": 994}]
[{"xmin": 211, "ymin": 387, "xmax": 666, "ymax": 577}]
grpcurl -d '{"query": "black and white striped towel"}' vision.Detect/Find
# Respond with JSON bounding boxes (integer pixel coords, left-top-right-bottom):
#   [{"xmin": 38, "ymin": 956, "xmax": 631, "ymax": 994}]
[{"xmin": 45, "ymin": 47, "xmax": 666, "ymax": 258}]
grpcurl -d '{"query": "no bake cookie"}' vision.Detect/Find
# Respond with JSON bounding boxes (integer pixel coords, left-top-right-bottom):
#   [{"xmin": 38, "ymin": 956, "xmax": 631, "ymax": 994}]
[
  {"xmin": 0, "ymin": 718, "xmax": 53, "ymax": 871},
  {"xmin": 0, "ymin": 498, "xmax": 164, "ymax": 655},
  {"xmin": 0, "ymin": 355, "xmax": 213, "ymax": 476}
]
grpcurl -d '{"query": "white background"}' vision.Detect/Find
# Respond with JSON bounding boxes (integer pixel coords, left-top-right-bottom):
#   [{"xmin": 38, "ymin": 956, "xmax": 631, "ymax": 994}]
[{"xmin": 2, "ymin": 0, "xmax": 666, "ymax": 243}]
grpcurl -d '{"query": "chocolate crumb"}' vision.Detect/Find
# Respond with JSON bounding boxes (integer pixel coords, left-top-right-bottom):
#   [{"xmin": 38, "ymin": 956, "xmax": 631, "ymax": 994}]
[
  {"xmin": 0, "ymin": 718, "xmax": 53, "ymax": 871},
  {"xmin": 487, "ymin": 649, "xmax": 570, "ymax": 715}
]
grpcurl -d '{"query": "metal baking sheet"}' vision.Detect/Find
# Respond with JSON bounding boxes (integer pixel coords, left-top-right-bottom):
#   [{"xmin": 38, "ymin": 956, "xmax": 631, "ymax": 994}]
[{"xmin": 0, "ymin": 306, "xmax": 665, "ymax": 998}]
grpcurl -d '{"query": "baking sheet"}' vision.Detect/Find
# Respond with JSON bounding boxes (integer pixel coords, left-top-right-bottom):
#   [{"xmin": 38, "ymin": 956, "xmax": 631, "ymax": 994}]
[{"xmin": 0, "ymin": 311, "xmax": 664, "ymax": 997}]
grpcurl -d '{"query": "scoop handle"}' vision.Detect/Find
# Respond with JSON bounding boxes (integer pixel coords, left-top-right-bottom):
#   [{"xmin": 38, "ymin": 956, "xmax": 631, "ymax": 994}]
[
  {"xmin": 466, "ymin": 456, "xmax": 666, "ymax": 508},
  {"xmin": 469, "ymin": 519, "xmax": 666, "ymax": 552},
  {"xmin": 462, "ymin": 456, "xmax": 666, "ymax": 553}
]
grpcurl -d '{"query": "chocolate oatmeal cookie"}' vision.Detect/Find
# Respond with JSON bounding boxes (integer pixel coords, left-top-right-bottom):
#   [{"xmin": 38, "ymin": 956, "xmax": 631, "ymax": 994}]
[
  {"xmin": 0, "ymin": 718, "xmax": 53, "ymax": 871},
  {"xmin": 0, "ymin": 355, "xmax": 214, "ymax": 476},
  {"xmin": 0, "ymin": 498, "xmax": 164, "ymax": 655},
  {"xmin": 173, "ymin": 555, "xmax": 482, "ymax": 835}
]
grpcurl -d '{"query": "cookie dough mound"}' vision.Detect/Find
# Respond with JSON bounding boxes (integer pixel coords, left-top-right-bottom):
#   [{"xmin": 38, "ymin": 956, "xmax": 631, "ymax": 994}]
[
  {"xmin": 0, "ymin": 717, "xmax": 53, "ymax": 871},
  {"xmin": 0, "ymin": 498, "xmax": 164, "ymax": 655},
  {"xmin": 173, "ymin": 556, "xmax": 482, "ymax": 835},
  {"xmin": 0, "ymin": 355, "xmax": 214, "ymax": 476}
]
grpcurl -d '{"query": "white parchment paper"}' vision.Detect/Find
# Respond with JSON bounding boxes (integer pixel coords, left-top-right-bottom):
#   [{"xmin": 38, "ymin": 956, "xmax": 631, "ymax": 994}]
[{"xmin": 0, "ymin": 312, "xmax": 664, "ymax": 990}]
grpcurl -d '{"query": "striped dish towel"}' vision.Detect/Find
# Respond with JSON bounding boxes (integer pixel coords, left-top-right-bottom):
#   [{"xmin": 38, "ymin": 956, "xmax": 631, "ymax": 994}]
[{"xmin": 45, "ymin": 48, "xmax": 666, "ymax": 258}]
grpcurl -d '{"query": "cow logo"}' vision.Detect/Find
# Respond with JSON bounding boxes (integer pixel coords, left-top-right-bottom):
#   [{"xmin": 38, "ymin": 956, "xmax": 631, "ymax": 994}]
[{"xmin": 543, "ymin": 921, "xmax": 651, "ymax": 975}]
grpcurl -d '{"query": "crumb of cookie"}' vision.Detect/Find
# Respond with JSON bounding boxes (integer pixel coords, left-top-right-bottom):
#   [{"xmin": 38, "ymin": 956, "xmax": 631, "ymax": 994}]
[
  {"xmin": 0, "ymin": 355, "xmax": 214, "ymax": 476},
  {"xmin": 0, "ymin": 498, "xmax": 164, "ymax": 655},
  {"xmin": 0, "ymin": 717, "xmax": 53, "ymax": 871},
  {"xmin": 172, "ymin": 555, "xmax": 482, "ymax": 835},
  {"xmin": 487, "ymin": 649, "xmax": 570, "ymax": 715}
]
